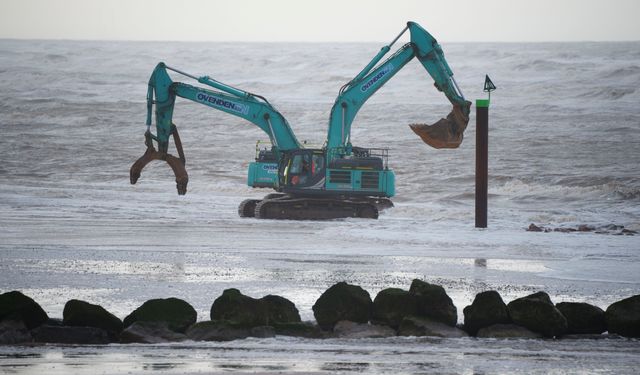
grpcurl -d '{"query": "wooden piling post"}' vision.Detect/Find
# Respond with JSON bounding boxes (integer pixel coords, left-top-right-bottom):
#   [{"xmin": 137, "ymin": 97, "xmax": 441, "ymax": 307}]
[{"xmin": 475, "ymin": 99, "xmax": 489, "ymax": 228}]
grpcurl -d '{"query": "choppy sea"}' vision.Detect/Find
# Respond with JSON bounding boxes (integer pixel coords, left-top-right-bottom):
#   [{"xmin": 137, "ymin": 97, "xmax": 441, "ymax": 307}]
[{"xmin": 0, "ymin": 40, "xmax": 639, "ymax": 374}]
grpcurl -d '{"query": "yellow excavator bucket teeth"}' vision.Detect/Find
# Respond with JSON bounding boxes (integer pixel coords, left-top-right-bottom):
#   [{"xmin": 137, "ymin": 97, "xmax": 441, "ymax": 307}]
[{"xmin": 409, "ymin": 102, "xmax": 471, "ymax": 149}]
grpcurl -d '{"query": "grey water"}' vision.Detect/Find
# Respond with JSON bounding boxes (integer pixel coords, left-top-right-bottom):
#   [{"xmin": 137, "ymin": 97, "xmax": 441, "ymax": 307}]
[{"xmin": 0, "ymin": 40, "xmax": 639, "ymax": 374}]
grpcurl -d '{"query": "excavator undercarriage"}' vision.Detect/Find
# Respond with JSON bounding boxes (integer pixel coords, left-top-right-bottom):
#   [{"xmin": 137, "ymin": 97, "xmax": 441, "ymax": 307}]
[{"xmin": 239, "ymin": 194, "xmax": 393, "ymax": 220}]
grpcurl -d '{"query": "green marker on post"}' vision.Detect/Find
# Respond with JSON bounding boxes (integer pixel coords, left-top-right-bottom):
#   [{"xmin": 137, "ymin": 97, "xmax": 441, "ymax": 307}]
[{"xmin": 476, "ymin": 99, "xmax": 490, "ymax": 108}]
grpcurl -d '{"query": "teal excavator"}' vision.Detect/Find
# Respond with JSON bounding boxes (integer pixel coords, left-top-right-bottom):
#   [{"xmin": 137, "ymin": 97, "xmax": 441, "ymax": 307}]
[{"xmin": 130, "ymin": 22, "xmax": 471, "ymax": 220}]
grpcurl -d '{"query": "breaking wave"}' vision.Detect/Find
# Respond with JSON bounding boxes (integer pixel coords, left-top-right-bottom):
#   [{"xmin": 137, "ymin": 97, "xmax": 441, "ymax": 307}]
[
  {"xmin": 604, "ymin": 65, "xmax": 640, "ymax": 78},
  {"xmin": 492, "ymin": 177, "xmax": 640, "ymax": 202},
  {"xmin": 577, "ymin": 87, "xmax": 635, "ymax": 99}
]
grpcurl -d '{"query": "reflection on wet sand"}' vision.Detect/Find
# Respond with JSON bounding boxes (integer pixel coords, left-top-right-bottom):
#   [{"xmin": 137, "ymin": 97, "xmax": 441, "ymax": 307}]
[{"xmin": 0, "ymin": 336, "xmax": 638, "ymax": 374}]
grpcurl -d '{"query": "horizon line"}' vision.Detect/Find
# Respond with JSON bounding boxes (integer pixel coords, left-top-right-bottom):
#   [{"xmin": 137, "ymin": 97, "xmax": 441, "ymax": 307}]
[{"xmin": 2, "ymin": 37, "xmax": 639, "ymax": 44}]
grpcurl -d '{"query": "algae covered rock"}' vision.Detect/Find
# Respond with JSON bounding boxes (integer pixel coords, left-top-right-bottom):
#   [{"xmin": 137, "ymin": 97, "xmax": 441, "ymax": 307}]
[
  {"xmin": 398, "ymin": 316, "xmax": 467, "ymax": 338},
  {"xmin": 333, "ymin": 320, "xmax": 396, "ymax": 339},
  {"xmin": 272, "ymin": 322, "xmax": 325, "ymax": 338},
  {"xmin": 372, "ymin": 288, "xmax": 418, "ymax": 329},
  {"xmin": 186, "ymin": 321, "xmax": 275, "ymax": 341},
  {"xmin": 123, "ymin": 297, "xmax": 196, "ymax": 333},
  {"xmin": 312, "ymin": 282, "xmax": 372, "ymax": 330},
  {"xmin": 250, "ymin": 325, "xmax": 276, "ymax": 338},
  {"xmin": 463, "ymin": 290, "xmax": 511, "ymax": 336},
  {"xmin": 556, "ymin": 302, "xmax": 606, "ymax": 334},
  {"xmin": 0, "ymin": 319, "xmax": 32, "ymax": 344},
  {"xmin": 210, "ymin": 289, "xmax": 268, "ymax": 327},
  {"xmin": 476, "ymin": 323, "xmax": 542, "ymax": 339},
  {"xmin": 605, "ymin": 295, "xmax": 640, "ymax": 338},
  {"xmin": 63, "ymin": 299, "xmax": 123, "ymax": 338},
  {"xmin": 186, "ymin": 321, "xmax": 251, "ymax": 342},
  {"xmin": 32, "ymin": 325, "xmax": 110, "ymax": 344},
  {"xmin": 209, "ymin": 289, "xmax": 300, "ymax": 328},
  {"xmin": 409, "ymin": 279, "xmax": 457, "ymax": 327},
  {"xmin": 120, "ymin": 321, "xmax": 187, "ymax": 343},
  {"xmin": 261, "ymin": 294, "xmax": 301, "ymax": 324},
  {"xmin": 0, "ymin": 291, "xmax": 48, "ymax": 330},
  {"xmin": 507, "ymin": 291, "xmax": 567, "ymax": 338}
]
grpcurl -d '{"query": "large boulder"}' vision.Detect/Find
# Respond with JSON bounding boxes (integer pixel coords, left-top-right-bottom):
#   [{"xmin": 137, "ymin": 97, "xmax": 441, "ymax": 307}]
[
  {"xmin": 507, "ymin": 292, "xmax": 568, "ymax": 338},
  {"xmin": 261, "ymin": 295, "xmax": 301, "ymax": 324},
  {"xmin": 476, "ymin": 323, "xmax": 542, "ymax": 339},
  {"xmin": 210, "ymin": 289, "xmax": 268, "ymax": 327},
  {"xmin": 249, "ymin": 326, "xmax": 276, "ymax": 338},
  {"xmin": 63, "ymin": 299, "xmax": 123, "ymax": 339},
  {"xmin": 0, "ymin": 319, "xmax": 32, "ymax": 345},
  {"xmin": 556, "ymin": 302, "xmax": 606, "ymax": 334},
  {"xmin": 312, "ymin": 282, "xmax": 372, "ymax": 330},
  {"xmin": 333, "ymin": 320, "xmax": 396, "ymax": 339},
  {"xmin": 372, "ymin": 288, "xmax": 418, "ymax": 329},
  {"xmin": 409, "ymin": 279, "xmax": 457, "ymax": 327},
  {"xmin": 398, "ymin": 316, "xmax": 467, "ymax": 338},
  {"xmin": 0, "ymin": 291, "xmax": 48, "ymax": 329},
  {"xmin": 186, "ymin": 321, "xmax": 251, "ymax": 342},
  {"xmin": 31, "ymin": 325, "xmax": 110, "ymax": 344},
  {"xmin": 120, "ymin": 321, "xmax": 187, "ymax": 343},
  {"xmin": 463, "ymin": 291, "xmax": 511, "ymax": 336},
  {"xmin": 272, "ymin": 322, "xmax": 325, "ymax": 339},
  {"xmin": 605, "ymin": 295, "xmax": 640, "ymax": 338},
  {"xmin": 45, "ymin": 318, "xmax": 64, "ymax": 326},
  {"xmin": 186, "ymin": 321, "xmax": 275, "ymax": 342},
  {"xmin": 123, "ymin": 297, "xmax": 196, "ymax": 333}
]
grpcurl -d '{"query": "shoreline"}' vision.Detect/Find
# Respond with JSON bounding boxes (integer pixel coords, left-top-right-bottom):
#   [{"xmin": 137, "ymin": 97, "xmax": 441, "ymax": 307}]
[{"xmin": 2, "ymin": 335, "xmax": 639, "ymax": 375}]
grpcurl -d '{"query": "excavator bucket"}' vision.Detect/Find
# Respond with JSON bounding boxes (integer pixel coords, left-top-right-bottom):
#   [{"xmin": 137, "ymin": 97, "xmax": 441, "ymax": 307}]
[
  {"xmin": 130, "ymin": 129, "xmax": 189, "ymax": 195},
  {"xmin": 130, "ymin": 146, "xmax": 188, "ymax": 195},
  {"xmin": 409, "ymin": 101, "xmax": 472, "ymax": 149}
]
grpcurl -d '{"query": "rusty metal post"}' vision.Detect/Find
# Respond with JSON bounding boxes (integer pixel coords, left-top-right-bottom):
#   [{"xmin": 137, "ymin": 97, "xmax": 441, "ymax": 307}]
[{"xmin": 475, "ymin": 99, "xmax": 489, "ymax": 228}]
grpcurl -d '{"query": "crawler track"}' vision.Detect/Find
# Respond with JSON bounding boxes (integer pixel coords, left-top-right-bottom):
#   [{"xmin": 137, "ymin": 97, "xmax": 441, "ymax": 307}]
[{"xmin": 239, "ymin": 194, "xmax": 393, "ymax": 220}]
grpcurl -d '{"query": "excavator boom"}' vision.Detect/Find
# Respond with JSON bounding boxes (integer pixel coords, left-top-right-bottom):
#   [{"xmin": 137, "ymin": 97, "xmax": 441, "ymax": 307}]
[
  {"xmin": 328, "ymin": 21, "xmax": 471, "ymax": 152},
  {"xmin": 406, "ymin": 22, "xmax": 471, "ymax": 148},
  {"xmin": 130, "ymin": 63, "xmax": 300, "ymax": 194}
]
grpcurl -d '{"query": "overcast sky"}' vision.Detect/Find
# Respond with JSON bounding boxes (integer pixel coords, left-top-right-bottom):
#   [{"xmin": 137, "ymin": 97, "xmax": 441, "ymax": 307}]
[{"xmin": 1, "ymin": 0, "xmax": 639, "ymax": 42}]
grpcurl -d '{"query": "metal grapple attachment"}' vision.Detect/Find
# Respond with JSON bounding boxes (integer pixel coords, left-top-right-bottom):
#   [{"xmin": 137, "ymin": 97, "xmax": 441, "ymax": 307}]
[
  {"xmin": 129, "ymin": 127, "xmax": 189, "ymax": 195},
  {"xmin": 409, "ymin": 101, "xmax": 472, "ymax": 149}
]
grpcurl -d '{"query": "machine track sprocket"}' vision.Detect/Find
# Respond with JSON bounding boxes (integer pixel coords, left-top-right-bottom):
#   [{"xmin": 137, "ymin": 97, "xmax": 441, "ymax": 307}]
[{"xmin": 238, "ymin": 199, "xmax": 261, "ymax": 218}]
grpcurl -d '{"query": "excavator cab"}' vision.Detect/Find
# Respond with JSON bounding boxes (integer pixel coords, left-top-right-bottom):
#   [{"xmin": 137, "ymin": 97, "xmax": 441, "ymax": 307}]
[
  {"xmin": 279, "ymin": 146, "xmax": 395, "ymax": 200},
  {"xmin": 281, "ymin": 149, "xmax": 326, "ymax": 190}
]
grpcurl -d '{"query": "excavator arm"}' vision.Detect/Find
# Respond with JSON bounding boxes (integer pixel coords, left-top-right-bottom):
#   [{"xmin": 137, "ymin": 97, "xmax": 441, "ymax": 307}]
[
  {"xmin": 327, "ymin": 21, "xmax": 471, "ymax": 152},
  {"xmin": 130, "ymin": 62, "xmax": 301, "ymax": 194}
]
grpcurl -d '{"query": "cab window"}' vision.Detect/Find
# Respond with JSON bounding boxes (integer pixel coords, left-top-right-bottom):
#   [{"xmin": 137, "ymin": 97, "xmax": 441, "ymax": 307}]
[
  {"xmin": 312, "ymin": 154, "xmax": 324, "ymax": 176},
  {"xmin": 290, "ymin": 155, "xmax": 303, "ymax": 174}
]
